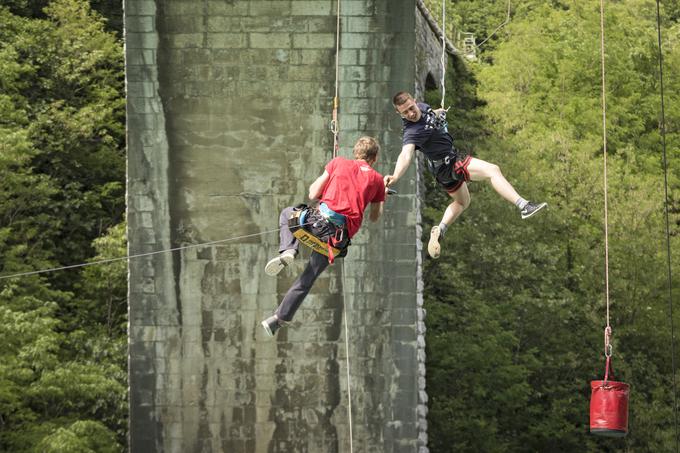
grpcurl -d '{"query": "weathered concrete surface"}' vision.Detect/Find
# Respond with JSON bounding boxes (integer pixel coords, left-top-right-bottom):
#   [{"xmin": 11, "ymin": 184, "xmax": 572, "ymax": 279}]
[{"xmin": 126, "ymin": 1, "xmax": 448, "ymax": 452}]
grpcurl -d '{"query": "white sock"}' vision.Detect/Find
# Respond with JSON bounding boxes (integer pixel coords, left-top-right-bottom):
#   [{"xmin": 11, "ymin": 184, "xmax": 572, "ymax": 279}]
[
  {"xmin": 438, "ymin": 222, "xmax": 448, "ymax": 237},
  {"xmin": 515, "ymin": 197, "xmax": 528, "ymax": 209}
]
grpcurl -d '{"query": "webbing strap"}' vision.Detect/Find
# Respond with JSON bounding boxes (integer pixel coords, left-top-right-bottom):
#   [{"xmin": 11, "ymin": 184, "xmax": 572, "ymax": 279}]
[
  {"xmin": 291, "ymin": 229, "xmax": 341, "ymax": 258},
  {"xmin": 288, "ymin": 210, "xmax": 341, "ymax": 258}
]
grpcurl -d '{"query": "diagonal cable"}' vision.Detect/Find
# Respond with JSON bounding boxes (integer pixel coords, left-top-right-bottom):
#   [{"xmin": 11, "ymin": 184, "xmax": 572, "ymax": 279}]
[{"xmin": 0, "ymin": 225, "xmax": 308, "ymax": 281}]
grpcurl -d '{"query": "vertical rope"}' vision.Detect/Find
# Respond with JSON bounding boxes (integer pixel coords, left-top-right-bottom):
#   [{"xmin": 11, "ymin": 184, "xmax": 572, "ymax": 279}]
[
  {"xmin": 440, "ymin": 0, "xmax": 446, "ymax": 109},
  {"xmin": 341, "ymin": 261, "xmax": 354, "ymax": 453},
  {"xmin": 332, "ymin": 1, "xmax": 353, "ymax": 450},
  {"xmin": 330, "ymin": 0, "xmax": 341, "ymax": 158},
  {"xmin": 654, "ymin": 0, "xmax": 679, "ymax": 448},
  {"xmin": 598, "ymin": 0, "xmax": 611, "ymax": 335}
]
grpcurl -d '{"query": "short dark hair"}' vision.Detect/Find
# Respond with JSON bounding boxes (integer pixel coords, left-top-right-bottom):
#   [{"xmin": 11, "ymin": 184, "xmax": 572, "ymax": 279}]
[{"xmin": 392, "ymin": 91, "xmax": 414, "ymax": 106}]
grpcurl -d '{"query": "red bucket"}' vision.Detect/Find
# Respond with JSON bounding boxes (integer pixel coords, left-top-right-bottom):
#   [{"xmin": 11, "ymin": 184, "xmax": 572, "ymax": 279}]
[{"xmin": 589, "ymin": 357, "xmax": 629, "ymax": 437}]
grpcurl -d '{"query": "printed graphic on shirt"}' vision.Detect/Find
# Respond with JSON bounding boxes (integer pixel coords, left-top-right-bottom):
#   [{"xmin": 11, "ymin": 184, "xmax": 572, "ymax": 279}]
[
  {"xmin": 402, "ymin": 102, "xmax": 454, "ymax": 161},
  {"xmin": 423, "ymin": 106, "xmax": 448, "ymax": 133}
]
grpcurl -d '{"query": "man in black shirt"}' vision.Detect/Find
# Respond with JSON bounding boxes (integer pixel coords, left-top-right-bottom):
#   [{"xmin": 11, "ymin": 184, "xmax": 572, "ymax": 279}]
[{"xmin": 385, "ymin": 91, "xmax": 546, "ymax": 259}]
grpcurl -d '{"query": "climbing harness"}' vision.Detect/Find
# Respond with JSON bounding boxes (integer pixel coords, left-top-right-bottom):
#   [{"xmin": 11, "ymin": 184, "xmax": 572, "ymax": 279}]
[
  {"xmin": 589, "ymin": 0, "xmax": 629, "ymax": 437},
  {"xmin": 287, "ymin": 204, "xmax": 347, "ymax": 263}
]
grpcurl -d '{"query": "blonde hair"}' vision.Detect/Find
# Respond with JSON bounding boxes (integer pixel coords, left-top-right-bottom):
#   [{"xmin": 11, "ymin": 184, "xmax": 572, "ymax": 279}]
[{"xmin": 353, "ymin": 136, "xmax": 380, "ymax": 161}]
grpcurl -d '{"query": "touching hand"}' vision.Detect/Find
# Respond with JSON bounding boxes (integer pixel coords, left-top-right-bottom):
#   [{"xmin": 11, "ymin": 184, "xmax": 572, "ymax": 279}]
[{"xmin": 384, "ymin": 174, "xmax": 395, "ymax": 187}]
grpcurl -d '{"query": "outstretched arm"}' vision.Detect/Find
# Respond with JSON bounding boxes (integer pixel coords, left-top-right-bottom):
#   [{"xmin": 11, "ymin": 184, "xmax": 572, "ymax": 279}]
[
  {"xmin": 308, "ymin": 170, "xmax": 330, "ymax": 200},
  {"xmin": 384, "ymin": 143, "xmax": 416, "ymax": 187}
]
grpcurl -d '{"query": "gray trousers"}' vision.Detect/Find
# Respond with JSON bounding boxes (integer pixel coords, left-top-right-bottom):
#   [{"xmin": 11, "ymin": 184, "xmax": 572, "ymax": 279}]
[{"xmin": 275, "ymin": 206, "xmax": 345, "ymax": 322}]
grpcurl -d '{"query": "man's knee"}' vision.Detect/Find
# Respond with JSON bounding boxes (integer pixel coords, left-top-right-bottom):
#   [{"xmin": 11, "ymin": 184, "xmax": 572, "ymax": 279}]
[
  {"xmin": 451, "ymin": 186, "xmax": 471, "ymax": 209},
  {"xmin": 487, "ymin": 163, "xmax": 502, "ymax": 177},
  {"xmin": 280, "ymin": 206, "xmax": 295, "ymax": 224},
  {"xmin": 449, "ymin": 197, "xmax": 469, "ymax": 211}
]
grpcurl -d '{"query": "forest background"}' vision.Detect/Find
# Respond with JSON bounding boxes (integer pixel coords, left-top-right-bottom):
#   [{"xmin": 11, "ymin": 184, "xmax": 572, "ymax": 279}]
[{"xmin": 0, "ymin": 0, "xmax": 678, "ymax": 451}]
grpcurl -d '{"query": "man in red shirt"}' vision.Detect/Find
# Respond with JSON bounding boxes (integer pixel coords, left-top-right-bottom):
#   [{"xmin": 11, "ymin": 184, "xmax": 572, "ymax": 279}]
[{"xmin": 262, "ymin": 136, "xmax": 387, "ymax": 336}]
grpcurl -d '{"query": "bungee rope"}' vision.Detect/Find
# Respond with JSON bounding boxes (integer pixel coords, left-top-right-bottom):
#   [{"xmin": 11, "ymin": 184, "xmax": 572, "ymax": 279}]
[
  {"xmin": 340, "ymin": 260, "xmax": 354, "ymax": 453},
  {"xmin": 439, "ymin": 0, "xmax": 446, "ymax": 109},
  {"xmin": 327, "ymin": 0, "xmax": 355, "ymax": 450},
  {"xmin": 598, "ymin": 0, "xmax": 613, "ymax": 365},
  {"xmin": 330, "ymin": 0, "xmax": 341, "ymax": 159}
]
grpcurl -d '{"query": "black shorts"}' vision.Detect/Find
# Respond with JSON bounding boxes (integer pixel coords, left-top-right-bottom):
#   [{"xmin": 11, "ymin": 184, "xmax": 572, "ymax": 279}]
[{"xmin": 429, "ymin": 154, "xmax": 472, "ymax": 193}]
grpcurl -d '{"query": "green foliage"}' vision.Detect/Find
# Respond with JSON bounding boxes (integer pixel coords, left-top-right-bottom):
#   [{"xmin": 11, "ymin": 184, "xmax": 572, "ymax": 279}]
[
  {"xmin": 73, "ymin": 221, "xmax": 127, "ymax": 337},
  {"xmin": 0, "ymin": 291, "xmax": 125, "ymax": 452},
  {"xmin": 0, "ymin": 0, "xmax": 125, "ymax": 278},
  {"xmin": 425, "ymin": 0, "xmax": 680, "ymax": 451},
  {"xmin": 0, "ymin": 0, "xmax": 126, "ymax": 450},
  {"xmin": 36, "ymin": 420, "xmax": 121, "ymax": 453}
]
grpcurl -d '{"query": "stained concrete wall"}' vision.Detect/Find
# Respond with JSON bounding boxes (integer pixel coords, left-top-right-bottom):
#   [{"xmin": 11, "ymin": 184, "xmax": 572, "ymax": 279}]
[{"xmin": 126, "ymin": 1, "xmax": 447, "ymax": 452}]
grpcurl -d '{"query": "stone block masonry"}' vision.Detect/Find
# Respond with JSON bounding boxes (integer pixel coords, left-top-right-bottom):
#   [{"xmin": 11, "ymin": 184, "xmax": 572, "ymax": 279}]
[{"xmin": 126, "ymin": 0, "xmax": 444, "ymax": 452}]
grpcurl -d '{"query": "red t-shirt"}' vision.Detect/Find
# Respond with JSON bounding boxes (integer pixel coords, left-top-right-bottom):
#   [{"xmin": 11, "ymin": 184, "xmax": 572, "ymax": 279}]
[{"xmin": 320, "ymin": 157, "xmax": 385, "ymax": 238}]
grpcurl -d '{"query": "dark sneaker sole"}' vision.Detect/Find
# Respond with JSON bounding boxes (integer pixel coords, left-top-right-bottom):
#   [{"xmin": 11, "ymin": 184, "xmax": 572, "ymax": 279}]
[{"xmin": 521, "ymin": 202, "xmax": 547, "ymax": 219}]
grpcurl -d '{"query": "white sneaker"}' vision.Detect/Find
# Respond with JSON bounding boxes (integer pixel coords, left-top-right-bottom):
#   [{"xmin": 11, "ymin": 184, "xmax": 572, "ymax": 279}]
[
  {"xmin": 428, "ymin": 226, "xmax": 441, "ymax": 259},
  {"xmin": 264, "ymin": 250, "xmax": 295, "ymax": 276},
  {"xmin": 261, "ymin": 315, "xmax": 281, "ymax": 336}
]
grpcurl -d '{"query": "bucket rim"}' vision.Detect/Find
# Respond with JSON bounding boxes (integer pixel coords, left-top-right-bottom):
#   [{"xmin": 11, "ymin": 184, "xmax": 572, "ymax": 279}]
[{"xmin": 590, "ymin": 379, "xmax": 630, "ymax": 388}]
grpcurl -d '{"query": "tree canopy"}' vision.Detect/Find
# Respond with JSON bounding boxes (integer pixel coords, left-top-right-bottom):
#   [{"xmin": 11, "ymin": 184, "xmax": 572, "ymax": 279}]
[
  {"xmin": 424, "ymin": 0, "xmax": 680, "ymax": 451},
  {"xmin": 0, "ymin": 0, "xmax": 126, "ymax": 450}
]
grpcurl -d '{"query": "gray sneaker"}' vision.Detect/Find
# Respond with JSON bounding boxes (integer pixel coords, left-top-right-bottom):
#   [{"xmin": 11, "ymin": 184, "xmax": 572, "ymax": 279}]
[
  {"xmin": 520, "ymin": 201, "xmax": 547, "ymax": 219},
  {"xmin": 261, "ymin": 315, "xmax": 281, "ymax": 337},
  {"xmin": 264, "ymin": 250, "xmax": 295, "ymax": 276},
  {"xmin": 428, "ymin": 226, "xmax": 441, "ymax": 259}
]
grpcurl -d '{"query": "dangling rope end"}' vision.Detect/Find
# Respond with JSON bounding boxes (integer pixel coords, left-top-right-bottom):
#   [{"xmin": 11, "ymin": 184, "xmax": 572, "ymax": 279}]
[
  {"xmin": 604, "ymin": 326, "xmax": 613, "ymax": 358},
  {"xmin": 330, "ymin": 96, "xmax": 340, "ymax": 158},
  {"xmin": 331, "ymin": 98, "xmax": 339, "ymax": 135}
]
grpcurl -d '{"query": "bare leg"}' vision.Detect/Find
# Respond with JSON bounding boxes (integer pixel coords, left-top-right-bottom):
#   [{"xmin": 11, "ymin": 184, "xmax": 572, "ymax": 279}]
[
  {"xmin": 467, "ymin": 157, "xmax": 521, "ymax": 204},
  {"xmin": 428, "ymin": 183, "xmax": 471, "ymax": 259},
  {"xmin": 440, "ymin": 182, "xmax": 470, "ymax": 226}
]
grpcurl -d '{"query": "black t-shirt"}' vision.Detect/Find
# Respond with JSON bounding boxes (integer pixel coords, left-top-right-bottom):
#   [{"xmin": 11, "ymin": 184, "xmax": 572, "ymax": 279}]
[{"xmin": 401, "ymin": 102, "xmax": 453, "ymax": 160}]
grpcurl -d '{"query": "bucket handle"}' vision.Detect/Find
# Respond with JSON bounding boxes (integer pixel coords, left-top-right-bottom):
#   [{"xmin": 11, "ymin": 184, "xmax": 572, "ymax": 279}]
[{"xmin": 603, "ymin": 356, "xmax": 616, "ymax": 387}]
